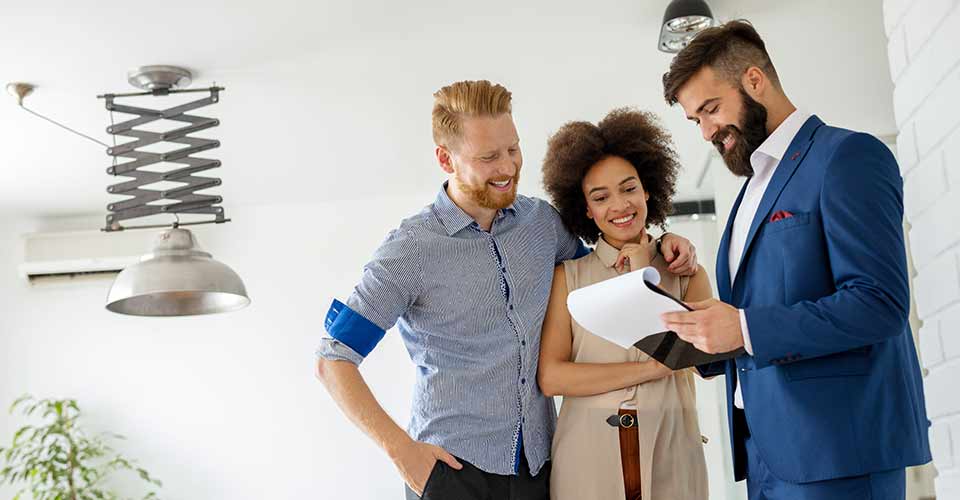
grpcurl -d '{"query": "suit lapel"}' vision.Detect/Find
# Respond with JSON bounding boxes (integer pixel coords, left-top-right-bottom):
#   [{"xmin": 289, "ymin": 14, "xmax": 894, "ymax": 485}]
[
  {"xmin": 717, "ymin": 179, "xmax": 749, "ymax": 303},
  {"xmin": 731, "ymin": 115, "xmax": 825, "ymax": 292}
]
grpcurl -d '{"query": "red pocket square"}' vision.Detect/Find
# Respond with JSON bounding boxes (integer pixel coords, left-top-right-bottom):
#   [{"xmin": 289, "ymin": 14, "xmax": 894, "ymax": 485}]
[{"xmin": 770, "ymin": 210, "xmax": 794, "ymax": 222}]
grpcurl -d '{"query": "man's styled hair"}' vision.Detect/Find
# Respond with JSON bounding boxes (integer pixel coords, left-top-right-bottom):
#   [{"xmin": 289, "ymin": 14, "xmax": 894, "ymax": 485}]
[
  {"xmin": 432, "ymin": 80, "xmax": 513, "ymax": 148},
  {"xmin": 662, "ymin": 20, "xmax": 780, "ymax": 105}
]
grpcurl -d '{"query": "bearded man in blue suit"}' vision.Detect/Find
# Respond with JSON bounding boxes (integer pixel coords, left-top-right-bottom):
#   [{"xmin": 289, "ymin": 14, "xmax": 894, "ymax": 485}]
[{"xmin": 659, "ymin": 20, "xmax": 931, "ymax": 499}]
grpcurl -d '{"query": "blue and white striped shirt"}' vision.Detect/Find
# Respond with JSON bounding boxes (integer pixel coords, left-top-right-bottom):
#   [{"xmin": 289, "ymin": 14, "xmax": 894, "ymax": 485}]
[{"xmin": 316, "ymin": 183, "xmax": 584, "ymax": 476}]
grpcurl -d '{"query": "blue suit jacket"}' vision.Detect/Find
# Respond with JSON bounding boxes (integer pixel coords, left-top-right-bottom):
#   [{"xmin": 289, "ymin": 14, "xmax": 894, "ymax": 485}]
[{"xmin": 700, "ymin": 115, "xmax": 931, "ymax": 483}]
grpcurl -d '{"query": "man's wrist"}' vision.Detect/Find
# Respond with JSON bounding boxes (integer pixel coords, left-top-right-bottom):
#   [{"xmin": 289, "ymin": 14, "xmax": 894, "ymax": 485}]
[
  {"xmin": 384, "ymin": 430, "xmax": 414, "ymax": 459},
  {"xmin": 655, "ymin": 233, "xmax": 670, "ymax": 256}
]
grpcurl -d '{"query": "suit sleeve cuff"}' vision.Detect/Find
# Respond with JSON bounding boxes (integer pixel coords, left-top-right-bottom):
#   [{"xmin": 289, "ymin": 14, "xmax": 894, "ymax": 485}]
[{"xmin": 740, "ymin": 309, "xmax": 754, "ymax": 356}]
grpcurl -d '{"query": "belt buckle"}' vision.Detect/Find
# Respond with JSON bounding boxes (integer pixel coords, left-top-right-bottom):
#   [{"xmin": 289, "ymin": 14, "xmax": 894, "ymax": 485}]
[{"xmin": 605, "ymin": 412, "xmax": 638, "ymax": 428}]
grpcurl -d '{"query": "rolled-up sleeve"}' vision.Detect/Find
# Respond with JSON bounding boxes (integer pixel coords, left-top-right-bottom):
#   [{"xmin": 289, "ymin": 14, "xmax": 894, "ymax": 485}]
[{"xmin": 316, "ymin": 228, "xmax": 422, "ymax": 365}]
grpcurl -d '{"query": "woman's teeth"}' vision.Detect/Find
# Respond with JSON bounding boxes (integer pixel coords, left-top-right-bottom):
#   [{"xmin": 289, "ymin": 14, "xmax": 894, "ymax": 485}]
[{"xmin": 612, "ymin": 214, "xmax": 635, "ymax": 224}]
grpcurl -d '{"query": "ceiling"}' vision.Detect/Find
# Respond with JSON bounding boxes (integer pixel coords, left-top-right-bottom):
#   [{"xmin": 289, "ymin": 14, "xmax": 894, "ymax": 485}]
[{"xmin": 0, "ymin": 0, "xmax": 894, "ymax": 218}]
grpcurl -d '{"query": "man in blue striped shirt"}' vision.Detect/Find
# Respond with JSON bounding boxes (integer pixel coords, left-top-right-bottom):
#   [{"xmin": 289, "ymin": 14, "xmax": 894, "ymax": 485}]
[{"xmin": 315, "ymin": 80, "xmax": 697, "ymax": 499}]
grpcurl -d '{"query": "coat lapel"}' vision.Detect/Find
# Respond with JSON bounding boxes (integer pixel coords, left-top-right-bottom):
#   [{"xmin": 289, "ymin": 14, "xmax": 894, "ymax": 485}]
[
  {"xmin": 717, "ymin": 180, "xmax": 749, "ymax": 303},
  {"xmin": 730, "ymin": 115, "xmax": 825, "ymax": 293}
]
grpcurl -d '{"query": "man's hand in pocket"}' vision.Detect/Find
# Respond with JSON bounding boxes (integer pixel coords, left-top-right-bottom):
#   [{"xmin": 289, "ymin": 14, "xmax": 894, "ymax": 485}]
[{"xmin": 391, "ymin": 439, "xmax": 463, "ymax": 496}]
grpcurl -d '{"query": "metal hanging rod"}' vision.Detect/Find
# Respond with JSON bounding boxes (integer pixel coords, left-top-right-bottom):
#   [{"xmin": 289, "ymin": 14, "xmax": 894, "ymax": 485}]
[
  {"xmin": 97, "ymin": 86, "xmax": 225, "ymax": 100},
  {"xmin": 101, "ymin": 218, "xmax": 232, "ymax": 232}
]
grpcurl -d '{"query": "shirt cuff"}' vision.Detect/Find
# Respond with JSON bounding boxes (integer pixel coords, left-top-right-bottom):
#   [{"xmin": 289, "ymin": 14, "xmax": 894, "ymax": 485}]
[
  {"xmin": 325, "ymin": 298, "xmax": 387, "ymax": 358},
  {"xmin": 316, "ymin": 337, "xmax": 365, "ymax": 365},
  {"xmin": 739, "ymin": 309, "xmax": 754, "ymax": 355}
]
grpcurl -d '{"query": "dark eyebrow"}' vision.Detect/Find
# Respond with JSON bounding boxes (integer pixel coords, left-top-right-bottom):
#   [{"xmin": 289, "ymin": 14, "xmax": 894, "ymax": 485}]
[
  {"xmin": 588, "ymin": 176, "xmax": 637, "ymax": 195},
  {"xmin": 686, "ymin": 97, "xmax": 720, "ymax": 120}
]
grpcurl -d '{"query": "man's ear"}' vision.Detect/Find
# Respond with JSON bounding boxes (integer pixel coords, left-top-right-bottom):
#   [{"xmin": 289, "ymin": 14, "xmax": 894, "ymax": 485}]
[
  {"xmin": 741, "ymin": 67, "xmax": 765, "ymax": 99},
  {"xmin": 436, "ymin": 146, "xmax": 455, "ymax": 174}
]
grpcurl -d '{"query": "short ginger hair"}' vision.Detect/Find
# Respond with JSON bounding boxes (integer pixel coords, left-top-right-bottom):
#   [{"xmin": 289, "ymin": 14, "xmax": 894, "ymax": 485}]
[{"xmin": 432, "ymin": 80, "xmax": 513, "ymax": 148}]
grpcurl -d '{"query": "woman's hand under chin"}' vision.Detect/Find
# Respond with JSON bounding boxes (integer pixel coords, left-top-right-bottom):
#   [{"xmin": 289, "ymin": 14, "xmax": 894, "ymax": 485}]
[{"xmin": 613, "ymin": 233, "xmax": 655, "ymax": 273}]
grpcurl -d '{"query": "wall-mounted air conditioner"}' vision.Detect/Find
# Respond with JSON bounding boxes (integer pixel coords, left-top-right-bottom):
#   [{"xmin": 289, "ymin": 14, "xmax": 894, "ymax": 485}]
[{"xmin": 19, "ymin": 229, "xmax": 163, "ymax": 285}]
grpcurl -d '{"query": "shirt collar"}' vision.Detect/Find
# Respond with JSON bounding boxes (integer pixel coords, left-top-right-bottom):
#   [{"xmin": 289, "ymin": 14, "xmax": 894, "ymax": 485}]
[
  {"xmin": 750, "ymin": 109, "xmax": 811, "ymax": 172},
  {"xmin": 433, "ymin": 181, "xmax": 517, "ymax": 236},
  {"xmin": 594, "ymin": 234, "xmax": 657, "ymax": 269}
]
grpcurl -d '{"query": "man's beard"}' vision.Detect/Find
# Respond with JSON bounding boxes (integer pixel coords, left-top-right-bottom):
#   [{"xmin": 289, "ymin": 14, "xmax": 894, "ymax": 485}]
[
  {"xmin": 455, "ymin": 169, "xmax": 521, "ymax": 210},
  {"xmin": 712, "ymin": 89, "xmax": 769, "ymax": 177}
]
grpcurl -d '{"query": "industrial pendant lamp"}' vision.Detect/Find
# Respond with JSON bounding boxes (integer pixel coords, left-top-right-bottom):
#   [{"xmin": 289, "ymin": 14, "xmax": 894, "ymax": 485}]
[
  {"xmin": 658, "ymin": 0, "xmax": 715, "ymax": 53},
  {"xmin": 8, "ymin": 66, "xmax": 249, "ymax": 317},
  {"xmin": 101, "ymin": 65, "xmax": 249, "ymax": 317}
]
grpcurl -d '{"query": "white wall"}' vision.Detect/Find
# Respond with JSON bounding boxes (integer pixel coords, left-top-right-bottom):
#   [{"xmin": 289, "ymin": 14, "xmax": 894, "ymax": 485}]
[{"xmin": 884, "ymin": 0, "xmax": 960, "ymax": 497}]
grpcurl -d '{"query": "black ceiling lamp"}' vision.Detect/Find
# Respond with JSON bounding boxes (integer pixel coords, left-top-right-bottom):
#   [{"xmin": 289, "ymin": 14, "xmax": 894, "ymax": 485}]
[{"xmin": 658, "ymin": 0, "xmax": 716, "ymax": 53}]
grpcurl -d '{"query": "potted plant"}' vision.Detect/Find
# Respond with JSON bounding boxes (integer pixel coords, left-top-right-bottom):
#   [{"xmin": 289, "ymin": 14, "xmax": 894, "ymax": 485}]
[{"xmin": 0, "ymin": 395, "xmax": 161, "ymax": 500}]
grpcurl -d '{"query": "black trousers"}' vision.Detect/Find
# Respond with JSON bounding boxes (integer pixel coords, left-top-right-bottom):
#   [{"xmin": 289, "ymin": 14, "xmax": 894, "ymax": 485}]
[{"xmin": 404, "ymin": 454, "xmax": 550, "ymax": 500}]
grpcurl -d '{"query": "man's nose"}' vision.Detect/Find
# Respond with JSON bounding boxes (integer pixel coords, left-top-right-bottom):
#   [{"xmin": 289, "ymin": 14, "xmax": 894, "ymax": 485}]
[
  {"xmin": 496, "ymin": 158, "xmax": 516, "ymax": 177},
  {"xmin": 701, "ymin": 121, "xmax": 718, "ymax": 143}
]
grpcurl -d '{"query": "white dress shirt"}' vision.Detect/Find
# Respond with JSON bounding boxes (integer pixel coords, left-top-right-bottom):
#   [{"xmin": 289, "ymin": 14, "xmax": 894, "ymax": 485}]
[{"xmin": 731, "ymin": 109, "xmax": 811, "ymax": 409}]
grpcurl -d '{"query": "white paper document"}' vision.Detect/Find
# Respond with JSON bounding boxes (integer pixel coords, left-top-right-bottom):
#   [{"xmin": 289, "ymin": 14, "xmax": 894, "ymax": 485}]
[{"xmin": 566, "ymin": 266, "xmax": 687, "ymax": 350}]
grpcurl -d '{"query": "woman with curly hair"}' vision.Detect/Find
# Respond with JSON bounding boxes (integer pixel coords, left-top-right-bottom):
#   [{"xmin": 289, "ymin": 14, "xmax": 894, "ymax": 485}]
[{"xmin": 538, "ymin": 108, "xmax": 712, "ymax": 500}]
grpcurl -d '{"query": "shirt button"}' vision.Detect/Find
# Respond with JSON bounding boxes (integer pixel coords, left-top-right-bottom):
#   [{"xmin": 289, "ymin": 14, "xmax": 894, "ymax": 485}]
[
  {"xmin": 521, "ymin": 340, "xmax": 526, "ymax": 346},
  {"xmin": 501, "ymin": 267, "xmax": 506, "ymax": 272},
  {"xmin": 521, "ymin": 378, "xmax": 526, "ymax": 385},
  {"xmin": 509, "ymin": 305, "xmax": 514, "ymax": 310}
]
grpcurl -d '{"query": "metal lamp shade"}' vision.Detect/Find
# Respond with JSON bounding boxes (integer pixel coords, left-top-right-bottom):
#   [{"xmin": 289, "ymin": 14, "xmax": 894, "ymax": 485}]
[
  {"xmin": 658, "ymin": 0, "xmax": 715, "ymax": 53},
  {"xmin": 106, "ymin": 228, "xmax": 249, "ymax": 316}
]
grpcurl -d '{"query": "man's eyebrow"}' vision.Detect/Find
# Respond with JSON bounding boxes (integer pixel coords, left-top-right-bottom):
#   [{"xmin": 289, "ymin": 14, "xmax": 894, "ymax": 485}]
[{"xmin": 686, "ymin": 97, "xmax": 720, "ymax": 120}]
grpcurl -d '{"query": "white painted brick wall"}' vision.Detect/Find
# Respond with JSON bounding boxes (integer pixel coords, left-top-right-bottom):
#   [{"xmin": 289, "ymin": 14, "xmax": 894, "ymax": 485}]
[
  {"xmin": 902, "ymin": 0, "xmax": 956, "ymax": 59},
  {"xmin": 918, "ymin": 321, "xmax": 945, "ymax": 368},
  {"xmin": 925, "ymin": 360, "xmax": 960, "ymax": 420},
  {"xmin": 899, "ymin": 120, "xmax": 921, "ymax": 171},
  {"xmin": 941, "ymin": 304, "xmax": 960, "ymax": 359},
  {"xmin": 891, "ymin": 4, "xmax": 960, "ymax": 126},
  {"xmin": 904, "ymin": 151, "xmax": 946, "ymax": 219},
  {"xmin": 930, "ymin": 422, "xmax": 954, "ymax": 469},
  {"xmin": 885, "ymin": 0, "xmax": 960, "ymax": 496}
]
